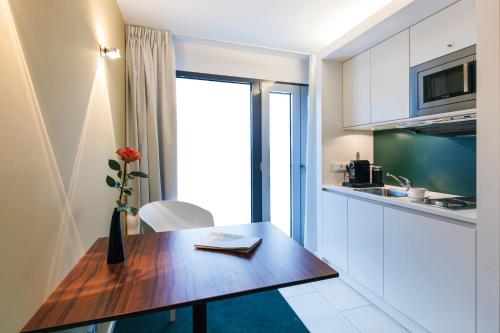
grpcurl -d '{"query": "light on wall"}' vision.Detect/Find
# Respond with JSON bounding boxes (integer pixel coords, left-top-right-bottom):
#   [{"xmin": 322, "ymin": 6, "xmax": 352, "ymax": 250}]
[{"xmin": 100, "ymin": 45, "xmax": 121, "ymax": 59}]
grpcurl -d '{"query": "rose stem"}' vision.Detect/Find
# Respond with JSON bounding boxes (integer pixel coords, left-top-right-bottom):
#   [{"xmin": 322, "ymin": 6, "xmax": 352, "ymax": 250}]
[{"xmin": 118, "ymin": 161, "xmax": 128, "ymax": 204}]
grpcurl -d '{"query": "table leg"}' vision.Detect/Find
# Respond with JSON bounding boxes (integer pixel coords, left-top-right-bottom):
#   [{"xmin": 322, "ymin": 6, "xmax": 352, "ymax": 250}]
[{"xmin": 193, "ymin": 303, "xmax": 207, "ymax": 333}]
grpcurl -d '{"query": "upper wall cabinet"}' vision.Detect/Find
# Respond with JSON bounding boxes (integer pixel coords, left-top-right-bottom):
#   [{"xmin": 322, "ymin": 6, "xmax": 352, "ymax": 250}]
[
  {"xmin": 410, "ymin": 0, "xmax": 476, "ymax": 67},
  {"xmin": 342, "ymin": 0, "xmax": 476, "ymax": 128},
  {"xmin": 371, "ymin": 30, "xmax": 410, "ymax": 123},
  {"xmin": 343, "ymin": 49, "xmax": 371, "ymax": 127}
]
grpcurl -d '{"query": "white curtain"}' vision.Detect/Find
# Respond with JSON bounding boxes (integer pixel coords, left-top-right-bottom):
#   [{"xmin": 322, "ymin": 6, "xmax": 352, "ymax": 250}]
[
  {"xmin": 125, "ymin": 25, "xmax": 177, "ymax": 231},
  {"xmin": 304, "ymin": 55, "xmax": 318, "ymax": 252}
]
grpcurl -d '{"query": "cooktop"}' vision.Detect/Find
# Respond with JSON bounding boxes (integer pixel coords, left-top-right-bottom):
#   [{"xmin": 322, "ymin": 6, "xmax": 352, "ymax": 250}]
[{"xmin": 420, "ymin": 196, "xmax": 476, "ymax": 210}]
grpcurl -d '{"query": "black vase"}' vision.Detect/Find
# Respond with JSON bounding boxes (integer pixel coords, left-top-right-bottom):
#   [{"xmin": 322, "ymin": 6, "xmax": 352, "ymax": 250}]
[{"xmin": 107, "ymin": 209, "xmax": 125, "ymax": 264}]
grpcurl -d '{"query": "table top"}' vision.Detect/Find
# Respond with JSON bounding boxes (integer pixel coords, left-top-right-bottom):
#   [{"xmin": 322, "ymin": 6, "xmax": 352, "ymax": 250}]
[{"xmin": 21, "ymin": 222, "xmax": 338, "ymax": 332}]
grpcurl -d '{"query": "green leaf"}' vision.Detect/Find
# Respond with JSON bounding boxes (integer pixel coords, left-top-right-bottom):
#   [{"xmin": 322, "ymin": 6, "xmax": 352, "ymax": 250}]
[
  {"xmin": 117, "ymin": 170, "xmax": 122, "ymax": 178},
  {"xmin": 106, "ymin": 176, "xmax": 116, "ymax": 188},
  {"xmin": 129, "ymin": 171, "xmax": 149, "ymax": 178},
  {"xmin": 116, "ymin": 200, "xmax": 125, "ymax": 207},
  {"xmin": 123, "ymin": 189, "xmax": 132, "ymax": 196},
  {"xmin": 108, "ymin": 159, "xmax": 121, "ymax": 171},
  {"xmin": 127, "ymin": 174, "xmax": 134, "ymax": 179}
]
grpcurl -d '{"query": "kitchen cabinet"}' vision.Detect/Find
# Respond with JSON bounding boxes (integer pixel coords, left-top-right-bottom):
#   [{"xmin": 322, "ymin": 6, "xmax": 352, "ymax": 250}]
[
  {"xmin": 410, "ymin": 0, "xmax": 476, "ymax": 67},
  {"xmin": 342, "ymin": 49, "xmax": 371, "ymax": 127},
  {"xmin": 371, "ymin": 30, "xmax": 409, "ymax": 123},
  {"xmin": 347, "ymin": 197, "xmax": 383, "ymax": 297},
  {"xmin": 321, "ymin": 190, "xmax": 348, "ymax": 272},
  {"xmin": 384, "ymin": 207, "xmax": 475, "ymax": 333}
]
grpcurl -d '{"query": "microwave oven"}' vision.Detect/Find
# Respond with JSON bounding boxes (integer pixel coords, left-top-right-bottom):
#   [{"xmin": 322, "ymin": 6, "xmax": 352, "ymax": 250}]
[{"xmin": 410, "ymin": 45, "xmax": 476, "ymax": 118}]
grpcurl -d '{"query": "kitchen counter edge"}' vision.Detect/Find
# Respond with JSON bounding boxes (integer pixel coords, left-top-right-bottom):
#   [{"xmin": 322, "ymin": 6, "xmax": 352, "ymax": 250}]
[{"xmin": 322, "ymin": 184, "xmax": 477, "ymax": 224}]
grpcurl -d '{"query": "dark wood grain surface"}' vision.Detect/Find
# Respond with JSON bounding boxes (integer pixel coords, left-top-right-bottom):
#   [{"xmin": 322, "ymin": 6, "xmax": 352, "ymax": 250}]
[{"xmin": 21, "ymin": 222, "xmax": 338, "ymax": 333}]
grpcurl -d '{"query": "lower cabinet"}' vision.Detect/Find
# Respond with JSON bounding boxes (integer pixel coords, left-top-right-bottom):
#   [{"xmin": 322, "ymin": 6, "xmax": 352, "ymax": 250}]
[
  {"xmin": 384, "ymin": 207, "xmax": 476, "ymax": 333},
  {"xmin": 347, "ymin": 197, "xmax": 384, "ymax": 297},
  {"xmin": 320, "ymin": 190, "xmax": 476, "ymax": 332},
  {"xmin": 321, "ymin": 190, "xmax": 348, "ymax": 272}
]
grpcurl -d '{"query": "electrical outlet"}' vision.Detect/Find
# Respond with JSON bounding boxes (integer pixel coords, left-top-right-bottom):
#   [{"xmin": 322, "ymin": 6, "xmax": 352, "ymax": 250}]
[{"xmin": 330, "ymin": 162, "xmax": 348, "ymax": 173}]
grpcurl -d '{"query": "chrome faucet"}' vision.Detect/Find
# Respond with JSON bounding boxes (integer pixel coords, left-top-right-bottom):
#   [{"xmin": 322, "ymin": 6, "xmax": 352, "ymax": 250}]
[{"xmin": 386, "ymin": 173, "xmax": 411, "ymax": 191}]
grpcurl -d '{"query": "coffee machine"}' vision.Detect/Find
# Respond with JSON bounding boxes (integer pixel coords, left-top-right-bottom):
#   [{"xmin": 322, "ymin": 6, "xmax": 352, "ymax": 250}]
[{"xmin": 342, "ymin": 160, "xmax": 384, "ymax": 188}]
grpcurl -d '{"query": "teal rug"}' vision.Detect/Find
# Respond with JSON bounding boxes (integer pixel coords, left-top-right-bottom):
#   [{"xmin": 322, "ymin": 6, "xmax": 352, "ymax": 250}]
[{"xmin": 114, "ymin": 290, "xmax": 308, "ymax": 333}]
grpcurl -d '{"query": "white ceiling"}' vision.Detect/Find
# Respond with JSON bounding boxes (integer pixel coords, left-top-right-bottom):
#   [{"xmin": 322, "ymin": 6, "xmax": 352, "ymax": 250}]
[{"xmin": 117, "ymin": 0, "xmax": 393, "ymax": 54}]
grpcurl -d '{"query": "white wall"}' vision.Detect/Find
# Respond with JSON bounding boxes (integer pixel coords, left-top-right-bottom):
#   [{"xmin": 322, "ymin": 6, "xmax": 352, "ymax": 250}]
[
  {"xmin": 476, "ymin": 0, "xmax": 500, "ymax": 331},
  {"xmin": 311, "ymin": 57, "xmax": 373, "ymax": 256},
  {"xmin": 320, "ymin": 60, "xmax": 373, "ymax": 185},
  {"xmin": 0, "ymin": 0, "xmax": 125, "ymax": 332},
  {"xmin": 174, "ymin": 36, "xmax": 309, "ymax": 84}
]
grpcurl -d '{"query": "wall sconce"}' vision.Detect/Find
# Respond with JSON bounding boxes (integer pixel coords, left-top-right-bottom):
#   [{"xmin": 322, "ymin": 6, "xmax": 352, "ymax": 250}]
[{"xmin": 100, "ymin": 45, "xmax": 121, "ymax": 59}]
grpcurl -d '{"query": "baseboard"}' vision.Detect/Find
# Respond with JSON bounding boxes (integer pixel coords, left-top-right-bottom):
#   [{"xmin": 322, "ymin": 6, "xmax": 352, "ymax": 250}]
[{"xmin": 339, "ymin": 274, "xmax": 429, "ymax": 333}]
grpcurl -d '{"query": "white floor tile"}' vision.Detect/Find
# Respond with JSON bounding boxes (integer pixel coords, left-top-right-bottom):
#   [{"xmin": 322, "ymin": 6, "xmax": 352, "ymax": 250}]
[
  {"xmin": 342, "ymin": 305, "xmax": 409, "ymax": 333},
  {"xmin": 279, "ymin": 283, "xmax": 315, "ymax": 298},
  {"xmin": 286, "ymin": 292, "xmax": 360, "ymax": 333},
  {"xmin": 312, "ymin": 278, "xmax": 370, "ymax": 311}
]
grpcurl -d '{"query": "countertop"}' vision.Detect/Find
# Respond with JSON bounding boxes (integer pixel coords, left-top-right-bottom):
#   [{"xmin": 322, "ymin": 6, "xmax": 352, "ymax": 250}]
[{"xmin": 323, "ymin": 184, "xmax": 477, "ymax": 224}]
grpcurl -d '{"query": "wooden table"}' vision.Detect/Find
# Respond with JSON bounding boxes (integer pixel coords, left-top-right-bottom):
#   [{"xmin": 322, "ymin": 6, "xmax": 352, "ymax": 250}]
[{"xmin": 21, "ymin": 222, "xmax": 338, "ymax": 333}]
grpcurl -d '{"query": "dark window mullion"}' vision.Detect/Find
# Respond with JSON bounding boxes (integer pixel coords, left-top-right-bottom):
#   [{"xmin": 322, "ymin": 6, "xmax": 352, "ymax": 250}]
[{"xmin": 251, "ymin": 82, "xmax": 263, "ymax": 222}]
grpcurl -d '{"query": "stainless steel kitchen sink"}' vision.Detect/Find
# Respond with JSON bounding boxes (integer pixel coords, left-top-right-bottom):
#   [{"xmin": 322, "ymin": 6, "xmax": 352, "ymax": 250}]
[{"xmin": 354, "ymin": 188, "xmax": 408, "ymax": 197}]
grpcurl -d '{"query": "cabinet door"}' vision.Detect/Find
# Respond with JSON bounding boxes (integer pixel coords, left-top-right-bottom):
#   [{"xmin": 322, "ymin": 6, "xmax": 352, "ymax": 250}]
[
  {"xmin": 343, "ymin": 49, "xmax": 371, "ymax": 127},
  {"xmin": 410, "ymin": 0, "xmax": 475, "ymax": 66},
  {"xmin": 371, "ymin": 30, "xmax": 409, "ymax": 123},
  {"xmin": 384, "ymin": 207, "xmax": 475, "ymax": 333},
  {"xmin": 322, "ymin": 191, "xmax": 348, "ymax": 272},
  {"xmin": 347, "ymin": 198, "xmax": 383, "ymax": 297}
]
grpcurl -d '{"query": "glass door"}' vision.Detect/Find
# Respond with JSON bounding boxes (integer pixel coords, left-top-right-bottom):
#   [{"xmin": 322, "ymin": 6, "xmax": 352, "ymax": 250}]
[
  {"xmin": 176, "ymin": 76, "xmax": 252, "ymax": 226},
  {"xmin": 176, "ymin": 73, "xmax": 307, "ymax": 242},
  {"xmin": 261, "ymin": 82, "xmax": 307, "ymax": 242}
]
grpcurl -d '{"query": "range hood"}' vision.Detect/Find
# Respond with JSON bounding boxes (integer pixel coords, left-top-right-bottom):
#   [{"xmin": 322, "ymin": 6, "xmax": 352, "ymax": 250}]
[{"xmin": 396, "ymin": 114, "xmax": 476, "ymax": 136}]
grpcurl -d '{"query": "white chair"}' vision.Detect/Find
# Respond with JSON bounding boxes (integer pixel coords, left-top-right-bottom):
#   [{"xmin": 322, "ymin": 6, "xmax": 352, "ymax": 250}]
[{"xmin": 138, "ymin": 200, "xmax": 215, "ymax": 322}]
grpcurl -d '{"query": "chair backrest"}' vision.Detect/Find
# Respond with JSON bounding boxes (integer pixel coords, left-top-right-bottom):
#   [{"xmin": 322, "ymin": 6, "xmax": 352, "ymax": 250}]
[{"xmin": 138, "ymin": 200, "xmax": 214, "ymax": 233}]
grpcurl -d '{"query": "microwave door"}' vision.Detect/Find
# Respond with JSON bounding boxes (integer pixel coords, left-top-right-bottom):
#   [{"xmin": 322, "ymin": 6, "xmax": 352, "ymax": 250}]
[{"xmin": 417, "ymin": 55, "xmax": 476, "ymax": 111}]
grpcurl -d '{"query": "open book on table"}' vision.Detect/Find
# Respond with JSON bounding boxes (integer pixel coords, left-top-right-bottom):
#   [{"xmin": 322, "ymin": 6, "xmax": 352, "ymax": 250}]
[{"xmin": 195, "ymin": 232, "xmax": 262, "ymax": 254}]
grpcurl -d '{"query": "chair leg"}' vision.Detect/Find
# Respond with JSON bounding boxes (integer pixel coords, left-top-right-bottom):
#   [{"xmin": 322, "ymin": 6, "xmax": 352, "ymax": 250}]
[{"xmin": 170, "ymin": 309, "xmax": 176, "ymax": 322}]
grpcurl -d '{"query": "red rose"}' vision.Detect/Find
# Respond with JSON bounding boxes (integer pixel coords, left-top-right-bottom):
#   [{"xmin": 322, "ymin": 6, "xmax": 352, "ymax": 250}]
[{"xmin": 116, "ymin": 147, "xmax": 142, "ymax": 163}]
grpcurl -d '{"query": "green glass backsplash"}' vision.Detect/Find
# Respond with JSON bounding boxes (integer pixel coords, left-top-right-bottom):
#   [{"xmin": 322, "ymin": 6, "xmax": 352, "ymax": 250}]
[{"xmin": 373, "ymin": 130, "xmax": 476, "ymax": 197}]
